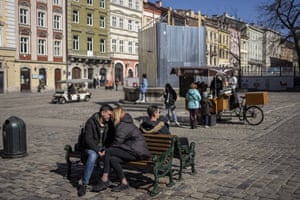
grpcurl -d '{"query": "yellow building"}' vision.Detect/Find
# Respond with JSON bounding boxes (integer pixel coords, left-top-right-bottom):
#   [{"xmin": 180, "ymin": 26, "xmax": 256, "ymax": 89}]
[{"xmin": 0, "ymin": 0, "xmax": 17, "ymax": 93}]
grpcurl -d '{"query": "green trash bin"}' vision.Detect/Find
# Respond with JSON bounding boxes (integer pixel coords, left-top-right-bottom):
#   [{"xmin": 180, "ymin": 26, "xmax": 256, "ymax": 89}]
[{"xmin": 2, "ymin": 116, "xmax": 27, "ymax": 158}]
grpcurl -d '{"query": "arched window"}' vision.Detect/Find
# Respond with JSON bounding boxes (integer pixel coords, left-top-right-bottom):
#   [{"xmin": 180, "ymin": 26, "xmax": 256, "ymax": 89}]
[
  {"xmin": 135, "ymin": 64, "xmax": 138, "ymax": 77},
  {"xmin": 115, "ymin": 63, "xmax": 123, "ymax": 84},
  {"xmin": 72, "ymin": 67, "xmax": 81, "ymax": 79},
  {"xmin": 128, "ymin": 69, "xmax": 133, "ymax": 77}
]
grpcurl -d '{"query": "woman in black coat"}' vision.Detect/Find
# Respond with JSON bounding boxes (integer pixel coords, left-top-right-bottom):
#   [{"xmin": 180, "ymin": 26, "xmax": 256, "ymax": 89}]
[
  {"xmin": 163, "ymin": 83, "xmax": 180, "ymax": 126},
  {"xmin": 92, "ymin": 106, "xmax": 150, "ymax": 192}
]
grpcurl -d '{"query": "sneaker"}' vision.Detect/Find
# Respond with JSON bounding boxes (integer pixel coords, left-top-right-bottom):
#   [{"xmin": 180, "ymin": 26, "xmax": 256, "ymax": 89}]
[
  {"xmin": 91, "ymin": 180, "xmax": 110, "ymax": 192},
  {"xmin": 204, "ymin": 125, "xmax": 209, "ymax": 128},
  {"xmin": 175, "ymin": 122, "xmax": 180, "ymax": 127},
  {"xmin": 77, "ymin": 184, "xmax": 87, "ymax": 196},
  {"xmin": 111, "ymin": 183, "xmax": 129, "ymax": 192}
]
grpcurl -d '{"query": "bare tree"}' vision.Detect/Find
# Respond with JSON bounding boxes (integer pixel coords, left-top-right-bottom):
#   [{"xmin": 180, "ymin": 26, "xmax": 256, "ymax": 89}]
[{"xmin": 258, "ymin": 0, "xmax": 300, "ymax": 74}]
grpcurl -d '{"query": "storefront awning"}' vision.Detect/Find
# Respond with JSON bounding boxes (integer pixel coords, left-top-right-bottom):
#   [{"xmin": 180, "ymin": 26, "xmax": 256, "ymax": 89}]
[{"xmin": 170, "ymin": 66, "xmax": 237, "ymax": 77}]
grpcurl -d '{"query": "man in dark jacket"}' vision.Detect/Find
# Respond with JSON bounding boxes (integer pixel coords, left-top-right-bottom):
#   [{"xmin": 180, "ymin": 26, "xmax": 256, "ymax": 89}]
[
  {"xmin": 78, "ymin": 104, "xmax": 115, "ymax": 197},
  {"xmin": 140, "ymin": 105, "xmax": 170, "ymax": 134},
  {"xmin": 92, "ymin": 106, "xmax": 150, "ymax": 192}
]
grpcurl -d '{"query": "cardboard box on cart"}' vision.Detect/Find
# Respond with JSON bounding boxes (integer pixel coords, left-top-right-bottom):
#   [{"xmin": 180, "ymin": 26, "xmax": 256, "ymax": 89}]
[{"xmin": 245, "ymin": 92, "xmax": 269, "ymax": 105}]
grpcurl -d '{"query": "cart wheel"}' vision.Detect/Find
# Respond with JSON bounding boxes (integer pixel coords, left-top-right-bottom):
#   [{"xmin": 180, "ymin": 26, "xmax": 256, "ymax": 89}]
[
  {"xmin": 84, "ymin": 96, "xmax": 90, "ymax": 102},
  {"xmin": 244, "ymin": 106, "xmax": 264, "ymax": 125},
  {"xmin": 59, "ymin": 97, "xmax": 66, "ymax": 104}
]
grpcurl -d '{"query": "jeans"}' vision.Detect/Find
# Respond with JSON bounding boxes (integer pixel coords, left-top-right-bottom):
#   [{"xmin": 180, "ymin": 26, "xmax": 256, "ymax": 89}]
[
  {"xmin": 202, "ymin": 114, "xmax": 209, "ymax": 126},
  {"xmin": 82, "ymin": 149, "xmax": 99, "ymax": 185},
  {"xmin": 138, "ymin": 92, "xmax": 146, "ymax": 101},
  {"xmin": 166, "ymin": 108, "xmax": 178, "ymax": 123}
]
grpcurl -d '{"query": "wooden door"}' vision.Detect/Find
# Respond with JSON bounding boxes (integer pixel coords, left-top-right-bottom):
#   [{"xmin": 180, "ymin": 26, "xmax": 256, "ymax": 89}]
[
  {"xmin": 55, "ymin": 68, "xmax": 62, "ymax": 89},
  {"xmin": 20, "ymin": 67, "xmax": 31, "ymax": 92},
  {"xmin": 72, "ymin": 67, "xmax": 81, "ymax": 79},
  {"xmin": 0, "ymin": 71, "xmax": 3, "ymax": 93}
]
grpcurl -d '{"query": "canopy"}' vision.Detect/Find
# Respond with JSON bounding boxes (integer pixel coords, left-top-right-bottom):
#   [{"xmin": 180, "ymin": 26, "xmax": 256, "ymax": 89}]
[{"xmin": 170, "ymin": 66, "xmax": 237, "ymax": 77}]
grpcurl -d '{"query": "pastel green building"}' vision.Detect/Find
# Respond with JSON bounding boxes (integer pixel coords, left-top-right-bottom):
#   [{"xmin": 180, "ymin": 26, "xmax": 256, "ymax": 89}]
[{"xmin": 67, "ymin": 0, "xmax": 111, "ymax": 86}]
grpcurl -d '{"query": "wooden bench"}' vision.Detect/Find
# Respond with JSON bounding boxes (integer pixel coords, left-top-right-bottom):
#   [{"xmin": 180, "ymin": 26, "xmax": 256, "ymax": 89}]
[{"xmin": 64, "ymin": 133, "xmax": 176, "ymax": 196}]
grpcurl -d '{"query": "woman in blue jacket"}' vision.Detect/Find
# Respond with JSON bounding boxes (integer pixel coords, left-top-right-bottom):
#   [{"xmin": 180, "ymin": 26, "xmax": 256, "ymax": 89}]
[
  {"xmin": 186, "ymin": 82, "xmax": 201, "ymax": 129},
  {"xmin": 136, "ymin": 73, "xmax": 148, "ymax": 103}
]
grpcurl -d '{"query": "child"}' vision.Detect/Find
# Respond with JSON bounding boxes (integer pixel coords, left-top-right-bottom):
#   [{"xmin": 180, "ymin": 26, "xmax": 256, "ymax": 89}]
[{"xmin": 201, "ymin": 92, "xmax": 213, "ymax": 128}]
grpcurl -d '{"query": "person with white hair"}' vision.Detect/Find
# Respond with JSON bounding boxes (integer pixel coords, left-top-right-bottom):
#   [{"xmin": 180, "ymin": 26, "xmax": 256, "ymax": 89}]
[{"xmin": 229, "ymin": 72, "xmax": 239, "ymax": 109}]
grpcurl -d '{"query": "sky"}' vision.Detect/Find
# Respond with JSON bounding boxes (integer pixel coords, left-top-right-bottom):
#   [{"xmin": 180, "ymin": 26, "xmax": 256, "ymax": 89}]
[{"xmin": 154, "ymin": 0, "xmax": 267, "ymax": 24}]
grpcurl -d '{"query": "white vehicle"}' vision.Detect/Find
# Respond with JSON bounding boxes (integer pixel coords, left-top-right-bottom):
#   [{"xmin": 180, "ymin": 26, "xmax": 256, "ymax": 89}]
[{"xmin": 51, "ymin": 79, "xmax": 92, "ymax": 104}]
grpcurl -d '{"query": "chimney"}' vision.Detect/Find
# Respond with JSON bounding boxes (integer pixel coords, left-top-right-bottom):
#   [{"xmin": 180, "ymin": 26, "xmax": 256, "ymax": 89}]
[{"xmin": 155, "ymin": 0, "xmax": 162, "ymax": 7}]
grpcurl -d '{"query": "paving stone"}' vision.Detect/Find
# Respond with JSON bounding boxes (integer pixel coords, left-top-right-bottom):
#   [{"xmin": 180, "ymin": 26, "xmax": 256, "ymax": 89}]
[{"xmin": 1, "ymin": 90, "xmax": 300, "ymax": 199}]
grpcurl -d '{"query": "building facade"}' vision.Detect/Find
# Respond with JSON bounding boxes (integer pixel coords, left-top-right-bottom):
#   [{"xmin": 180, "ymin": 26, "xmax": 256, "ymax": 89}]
[
  {"xmin": 243, "ymin": 24, "xmax": 264, "ymax": 73},
  {"xmin": 0, "ymin": 0, "xmax": 16, "ymax": 93},
  {"xmin": 0, "ymin": 0, "xmax": 297, "ymax": 93},
  {"xmin": 67, "ymin": 0, "xmax": 111, "ymax": 88},
  {"xmin": 203, "ymin": 16, "xmax": 218, "ymax": 66},
  {"xmin": 109, "ymin": 0, "xmax": 143, "ymax": 87},
  {"xmin": 14, "ymin": 0, "xmax": 67, "ymax": 93}
]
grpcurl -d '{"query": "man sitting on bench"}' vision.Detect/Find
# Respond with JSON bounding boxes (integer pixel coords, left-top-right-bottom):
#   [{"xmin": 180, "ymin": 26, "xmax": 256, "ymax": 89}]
[
  {"xmin": 77, "ymin": 104, "xmax": 115, "ymax": 197},
  {"xmin": 140, "ymin": 105, "xmax": 170, "ymax": 134}
]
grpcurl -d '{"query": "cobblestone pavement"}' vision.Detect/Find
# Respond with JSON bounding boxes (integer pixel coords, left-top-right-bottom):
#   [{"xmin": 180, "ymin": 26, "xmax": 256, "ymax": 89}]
[{"xmin": 0, "ymin": 89, "xmax": 300, "ymax": 200}]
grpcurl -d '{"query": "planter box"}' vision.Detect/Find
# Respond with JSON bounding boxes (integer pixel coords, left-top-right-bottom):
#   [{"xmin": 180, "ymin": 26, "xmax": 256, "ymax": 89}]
[{"xmin": 245, "ymin": 92, "xmax": 269, "ymax": 105}]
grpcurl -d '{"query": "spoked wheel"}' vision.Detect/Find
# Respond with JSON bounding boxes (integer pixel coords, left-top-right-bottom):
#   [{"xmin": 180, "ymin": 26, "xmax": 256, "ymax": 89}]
[
  {"xmin": 59, "ymin": 97, "xmax": 66, "ymax": 104},
  {"xmin": 84, "ymin": 96, "xmax": 90, "ymax": 102},
  {"xmin": 244, "ymin": 106, "xmax": 264, "ymax": 125}
]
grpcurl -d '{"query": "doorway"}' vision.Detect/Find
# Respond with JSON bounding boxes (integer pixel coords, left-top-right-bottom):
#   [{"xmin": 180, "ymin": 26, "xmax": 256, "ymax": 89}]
[
  {"xmin": 115, "ymin": 63, "xmax": 123, "ymax": 85},
  {"xmin": 20, "ymin": 67, "xmax": 31, "ymax": 92},
  {"xmin": 88, "ymin": 68, "xmax": 94, "ymax": 88},
  {"xmin": 72, "ymin": 67, "xmax": 81, "ymax": 79},
  {"xmin": 55, "ymin": 68, "xmax": 62, "ymax": 89},
  {"xmin": 0, "ymin": 71, "xmax": 3, "ymax": 93}
]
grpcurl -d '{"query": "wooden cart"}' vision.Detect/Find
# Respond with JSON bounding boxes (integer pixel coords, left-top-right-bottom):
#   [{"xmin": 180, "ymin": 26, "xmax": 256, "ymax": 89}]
[{"xmin": 210, "ymin": 91, "xmax": 268, "ymax": 125}]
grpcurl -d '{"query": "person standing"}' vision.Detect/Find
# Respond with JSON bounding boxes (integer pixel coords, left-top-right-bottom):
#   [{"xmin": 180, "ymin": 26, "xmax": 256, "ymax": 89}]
[
  {"xmin": 92, "ymin": 106, "xmax": 150, "ymax": 192},
  {"xmin": 201, "ymin": 92, "xmax": 213, "ymax": 128},
  {"xmin": 77, "ymin": 104, "xmax": 115, "ymax": 197},
  {"xmin": 185, "ymin": 82, "xmax": 201, "ymax": 129},
  {"xmin": 136, "ymin": 73, "xmax": 148, "ymax": 103},
  {"xmin": 115, "ymin": 78, "xmax": 120, "ymax": 91},
  {"xmin": 67, "ymin": 83, "xmax": 76, "ymax": 100},
  {"xmin": 229, "ymin": 73, "xmax": 239, "ymax": 109},
  {"xmin": 163, "ymin": 83, "xmax": 180, "ymax": 126},
  {"xmin": 210, "ymin": 76, "xmax": 223, "ymax": 97}
]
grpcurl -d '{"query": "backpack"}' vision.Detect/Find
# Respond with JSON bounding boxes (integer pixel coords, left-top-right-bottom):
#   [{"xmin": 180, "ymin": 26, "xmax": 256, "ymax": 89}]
[{"xmin": 74, "ymin": 123, "xmax": 86, "ymax": 152}]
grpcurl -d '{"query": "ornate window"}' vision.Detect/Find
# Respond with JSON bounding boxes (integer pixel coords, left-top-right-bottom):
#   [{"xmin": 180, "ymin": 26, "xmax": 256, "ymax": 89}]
[
  {"xmin": 38, "ymin": 39, "xmax": 46, "ymax": 55},
  {"xmin": 20, "ymin": 8, "xmax": 29, "ymax": 25},
  {"xmin": 20, "ymin": 37, "xmax": 29, "ymax": 54}
]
